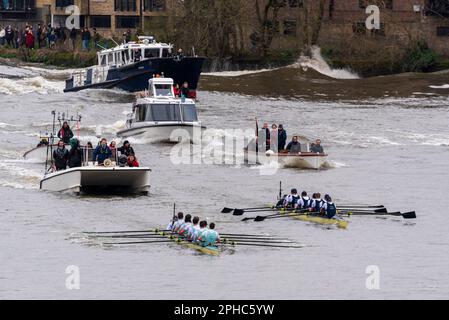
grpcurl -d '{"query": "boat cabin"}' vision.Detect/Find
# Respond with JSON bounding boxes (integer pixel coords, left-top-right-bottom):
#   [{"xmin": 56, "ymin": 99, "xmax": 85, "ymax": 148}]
[
  {"xmin": 129, "ymin": 78, "xmax": 199, "ymax": 125},
  {"xmin": 97, "ymin": 36, "xmax": 172, "ymax": 68}
]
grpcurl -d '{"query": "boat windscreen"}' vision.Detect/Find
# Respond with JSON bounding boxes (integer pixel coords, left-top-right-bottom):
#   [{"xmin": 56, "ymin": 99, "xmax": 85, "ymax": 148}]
[
  {"xmin": 154, "ymin": 84, "xmax": 173, "ymax": 97},
  {"xmin": 137, "ymin": 104, "xmax": 181, "ymax": 122},
  {"xmin": 145, "ymin": 48, "xmax": 160, "ymax": 58},
  {"xmin": 181, "ymin": 104, "xmax": 198, "ymax": 122}
]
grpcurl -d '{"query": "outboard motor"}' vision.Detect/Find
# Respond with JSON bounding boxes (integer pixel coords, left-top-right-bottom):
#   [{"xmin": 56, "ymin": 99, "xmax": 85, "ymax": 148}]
[{"xmin": 118, "ymin": 154, "xmax": 128, "ymax": 167}]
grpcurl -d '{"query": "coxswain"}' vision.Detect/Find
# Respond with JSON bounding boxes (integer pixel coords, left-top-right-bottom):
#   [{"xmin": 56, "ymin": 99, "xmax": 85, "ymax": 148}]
[
  {"xmin": 178, "ymin": 214, "xmax": 192, "ymax": 236},
  {"xmin": 169, "ymin": 212, "xmax": 184, "ymax": 232},
  {"xmin": 198, "ymin": 222, "xmax": 220, "ymax": 247},
  {"xmin": 321, "ymin": 194, "xmax": 337, "ymax": 219},
  {"xmin": 186, "ymin": 216, "xmax": 200, "ymax": 241},
  {"xmin": 310, "ymin": 193, "xmax": 323, "ymax": 213},
  {"xmin": 283, "ymin": 188, "xmax": 300, "ymax": 208},
  {"xmin": 296, "ymin": 191, "xmax": 311, "ymax": 210}
]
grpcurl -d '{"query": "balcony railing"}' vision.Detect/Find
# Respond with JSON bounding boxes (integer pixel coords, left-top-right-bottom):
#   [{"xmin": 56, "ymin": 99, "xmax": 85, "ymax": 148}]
[{"xmin": 0, "ymin": 0, "xmax": 35, "ymax": 12}]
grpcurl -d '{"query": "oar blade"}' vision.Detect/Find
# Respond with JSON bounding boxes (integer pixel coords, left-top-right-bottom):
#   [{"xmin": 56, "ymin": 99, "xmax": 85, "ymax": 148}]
[
  {"xmin": 375, "ymin": 207, "xmax": 388, "ymax": 213},
  {"xmin": 402, "ymin": 211, "xmax": 416, "ymax": 219},
  {"xmin": 254, "ymin": 216, "xmax": 267, "ymax": 222},
  {"xmin": 221, "ymin": 207, "xmax": 234, "ymax": 213},
  {"xmin": 233, "ymin": 209, "xmax": 245, "ymax": 216},
  {"xmin": 241, "ymin": 217, "xmax": 253, "ymax": 222}
]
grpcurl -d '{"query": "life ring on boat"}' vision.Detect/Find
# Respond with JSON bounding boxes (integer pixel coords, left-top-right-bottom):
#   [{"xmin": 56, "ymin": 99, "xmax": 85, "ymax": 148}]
[{"xmin": 103, "ymin": 159, "xmax": 113, "ymax": 167}]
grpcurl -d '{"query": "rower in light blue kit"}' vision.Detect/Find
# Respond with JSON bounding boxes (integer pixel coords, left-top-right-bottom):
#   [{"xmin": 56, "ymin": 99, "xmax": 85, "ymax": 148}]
[
  {"xmin": 178, "ymin": 214, "xmax": 192, "ymax": 236},
  {"xmin": 198, "ymin": 222, "xmax": 220, "ymax": 247}
]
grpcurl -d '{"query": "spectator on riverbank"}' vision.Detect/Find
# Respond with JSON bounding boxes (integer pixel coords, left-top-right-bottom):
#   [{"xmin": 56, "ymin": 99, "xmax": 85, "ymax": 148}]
[
  {"xmin": 81, "ymin": 27, "xmax": 91, "ymax": 50},
  {"xmin": 25, "ymin": 27, "xmax": 35, "ymax": 49},
  {"xmin": 36, "ymin": 24, "xmax": 42, "ymax": 48},
  {"xmin": 70, "ymin": 27, "xmax": 77, "ymax": 50},
  {"xmin": 0, "ymin": 26, "xmax": 5, "ymax": 46},
  {"xmin": 5, "ymin": 26, "xmax": 14, "ymax": 47},
  {"xmin": 13, "ymin": 27, "xmax": 18, "ymax": 48}
]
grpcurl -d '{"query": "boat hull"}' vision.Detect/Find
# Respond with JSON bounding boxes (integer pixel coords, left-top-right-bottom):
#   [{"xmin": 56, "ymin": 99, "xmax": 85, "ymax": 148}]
[
  {"xmin": 40, "ymin": 166, "xmax": 151, "ymax": 195},
  {"xmin": 64, "ymin": 57, "xmax": 204, "ymax": 93},
  {"xmin": 117, "ymin": 123, "xmax": 205, "ymax": 143},
  {"xmin": 158, "ymin": 232, "xmax": 220, "ymax": 256},
  {"xmin": 244, "ymin": 151, "xmax": 328, "ymax": 170},
  {"xmin": 278, "ymin": 210, "xmax": 348, "ymax": 229}
]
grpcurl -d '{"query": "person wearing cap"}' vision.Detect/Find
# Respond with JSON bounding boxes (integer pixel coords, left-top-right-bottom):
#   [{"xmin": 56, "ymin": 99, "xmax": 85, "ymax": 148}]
[
  {"xmin": 321, "ymin": 194, "xmax": 337, "ymax": 219},
  {"xmin": 117, "ymin": 140, "xmax": 135, "ymax": 157},
  {"xmin": 278, "ymin": 124, "xmax": 287, "ymax": 151},
  {"xmin": 68, "ymin": 137, "xmax": 84, "ymax": 168}
]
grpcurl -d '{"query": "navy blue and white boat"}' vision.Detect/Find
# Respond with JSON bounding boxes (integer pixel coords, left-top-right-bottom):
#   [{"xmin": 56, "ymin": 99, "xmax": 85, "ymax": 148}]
[{"xmin": 64, "ymin": 36, "xmax": 204, "ymax": 97}]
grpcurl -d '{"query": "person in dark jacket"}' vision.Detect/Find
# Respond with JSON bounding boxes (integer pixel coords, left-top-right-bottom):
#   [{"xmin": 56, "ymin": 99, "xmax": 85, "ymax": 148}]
[
  {"xmin": 278, "ymin": 124, "xmax": 287, "ymax": 151},
  {"xmin": 310, "ymin": 139, "xmax": 324, "ymax": 154},
  {"xmin": 81, "ymin": 27, "xmax": 91, "ymax": 51},
  {"xmin": 117, "ymin": 140, "xmax": 135, "ymax": 157},
  {"xmin": 53, "ymin": 140, "xmax": 69, "ymax": 171},
  {"xmin": 70, "ymin": 27, "xmax": 77, "ymax": 50},
  {"xmin": 286, "ymin": 136, "xmax": 301, "ymax": 154},
  {"xmin": 57, "ymin": 121, "xmax": 74, "ymax": 144},
  {"xmin": 68, "ymin": 138, "xmax": 83, "ymax": 168},
  {"xmin": 93, "ymin": 138, "xmax": 112, "ymax": 165},
  {"xmin": 180, "ymin": 82, "xmax": 190, "ymax": 98}
]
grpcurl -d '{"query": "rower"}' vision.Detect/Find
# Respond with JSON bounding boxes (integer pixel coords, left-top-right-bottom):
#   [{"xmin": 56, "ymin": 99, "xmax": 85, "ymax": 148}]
[
  {"xmin": 170, "ymin": 212, "xmax": 184, "ymax": 232},
  {"xmin": 310, "ymin": 193, "xmax": 323, "ymax": 213},
  {"xmin": 321, "ymin": 194, "xmax": 337, "ymax": 219},
  {"xmin": 283, "ymin": 188, "xmax": 300, "ymax": 208},
  {"xmin": 193, "ymin": 220, "xmax": 208, "ymax": 243},
  {"xmin": 198, "ymin": 222, "xmax": 220, "ymax": 247},
  {"xmin": 186, "ymin": 216, "xmax": 200, "ymax": 241},
  {"xmin": 178, "ymin": 214, "xmax": 192, "ymax": 236},
  {"xmin": 296, "ymin": 191, "xmax": 311, "ymax": 210}
]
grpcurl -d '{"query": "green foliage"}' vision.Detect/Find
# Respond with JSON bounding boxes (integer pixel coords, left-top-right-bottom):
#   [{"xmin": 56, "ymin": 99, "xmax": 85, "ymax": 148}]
[{"xmin": 402, "ymin": 41, "xmax": 438, "ymax": 72}]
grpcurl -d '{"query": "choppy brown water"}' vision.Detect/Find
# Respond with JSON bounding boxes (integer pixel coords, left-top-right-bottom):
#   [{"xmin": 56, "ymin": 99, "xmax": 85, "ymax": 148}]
[{"xmin": 0, "ymin": 60, "xmax": 449, "ymax": 299}]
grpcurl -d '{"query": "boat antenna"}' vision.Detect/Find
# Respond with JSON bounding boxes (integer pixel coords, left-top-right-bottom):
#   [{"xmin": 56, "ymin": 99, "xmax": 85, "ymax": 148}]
[
  {"xmin": 255, "ymin": 117, "xmax": 259, "ymax": 155},
  {"xmin": 110, "ymin": 38, "xmax": 119, "ymax": 46},
  {"xmin": 96, "ymin": 43, "xmax": 107, "ymax": 50},
  {"xmin": 171, "ymin": 203, "xmax": 176, "ymax": 230},
  {"xmin": 278, "ymin": 181, "xmax": 282, "ymax": 200}
]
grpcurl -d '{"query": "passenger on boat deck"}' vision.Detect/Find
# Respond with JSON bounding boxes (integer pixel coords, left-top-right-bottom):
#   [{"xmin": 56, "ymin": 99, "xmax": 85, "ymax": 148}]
[
  {"xmin": 258, "ymin": 122, "xmax": 271, "ymax": 151},
  {"xmin": 92, "ymin": 138, "xmax": 112, "ymax": 165},
  {"xmin": 310, "ymin": 193, "xmax": 323, "ymax": 213},
  {"xmin": 175, "ymin": 48, "xmax": 184, "ymax": 60},
  {"xmin": 53, "ymin": 140, "xmax": 69, "ymax": 171},
  {"xmin": 127, "ymin": 154, "xmax": 139, "ymax": 167},
  {"xmin": 270, "ymin": 124, "xmax": 278, "ymax": 152},
  {"xmin": 68, "ymin": 138, "xmax": 83, "ymax": 168},
  {"xmin": 321, "ymin": 194, "xmax": 337, "ymax": 219},
  {"xmin": 178, "ymin": 214, "xmax": 192, "ymax": 236},
  {"xmin": 109, "ymin": 141, "xmax": 117, "ymax": 159},
  {"xmin": 286, "ymin": 136, "xmax": 301, "ymax": 154},
  {"xmin": 37, "ymin": 137, "xmax": 49, "ymax": 147},
  {"xmin": 310, "ymin": 139, "xmax": 324, "ymax": 154},
  {"xmin": 198, "ymin": 222, "xmax": 220, "ymax": 247},
  {"xmin": 278, "ymin": 124, "xmax": 287, "ymax": 151},
  {"xmin": 117, "ymin": 140, "xmax": 135, "ymax": 157},
  {"xmin": 186, "ymin": 216, "xmax": 200, "ymax": 241},
  {"xmin": 180, "ymin": 82, "xmax": 190, "ymax": 98},
  {"xmin": 295, "ymin": 191, "xmax": 312, "ymax": 210},
  {"xmin": 170, "ymin": 212, "xmax": 184, "ymax": 232},
  {"xmin": 283, "ymin": 188, "xmax": 300, "ymax": 208},
  {"xmin": 57, "ymin": 121, "xmax": 74, "ymax": 144},
  {"xmin": 133, "ymin": 49, "xmax": 141, "ymax": 62},
  {"xmin": 174, "ymin": 84, "xmax": 180, "ymax": 97}
]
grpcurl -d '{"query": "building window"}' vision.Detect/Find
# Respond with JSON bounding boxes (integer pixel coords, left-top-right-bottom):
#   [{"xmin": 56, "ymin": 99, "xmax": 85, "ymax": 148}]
[
  {"xmin": 144, "ymin": 0, "xmax": 166, "ymax": 11},
  {"xmin": 437, "ymin": 26, "xmax": 449, "ymax": 36},
  {"xmin": 287, "ymin": 0, "xmax": 304, "ymax": 8},
  {"xmin": 353, "ymin": 22, "xmax": 366, "ymax": 35},
  {"xmin": 359, "ymin": 0, "xmax": 393, "ymax": 10},
  {"xmin": 116, "ymin": 16, "xmax": 140, "ymax": 28},
  {"xmin": 283, "ymin": 19, "xmax": 297, "ymax": 36},
  {"xmin": 91, "ymin": 16, "xmax": 112, "ymax": 28},
  {"xmin": 115, "ymin": 0, "xmax": 137, "ymax": 12},
  {"xmin": 55, "ymin": 0, "xmax": 74, "ymax": 8}
]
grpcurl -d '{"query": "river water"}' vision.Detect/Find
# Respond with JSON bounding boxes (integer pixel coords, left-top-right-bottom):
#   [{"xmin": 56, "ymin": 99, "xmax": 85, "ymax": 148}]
[{"xmin": 0, "ymin": 56, "xmax": 449, "ymax": 299}]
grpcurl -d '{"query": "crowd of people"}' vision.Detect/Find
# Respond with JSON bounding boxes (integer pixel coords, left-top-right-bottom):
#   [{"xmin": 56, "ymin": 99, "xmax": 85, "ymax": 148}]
[
  {"xmin": 277, "ymin": 188, "xmax": 337, "ymax": 219},
  {"xmin": 48, "ymin": 122, "xmax": 140, "ymax": 171},
  {"xmin": 0, "ymin": 23, "xmax": 105, "ymax": 51},
  {"xmin": 257, "ymin": 122, "xmax": 325, "ymax": 154},
  {"xmin": 168, "ymin": 212, "xmax": 220, "ymax": 247}
]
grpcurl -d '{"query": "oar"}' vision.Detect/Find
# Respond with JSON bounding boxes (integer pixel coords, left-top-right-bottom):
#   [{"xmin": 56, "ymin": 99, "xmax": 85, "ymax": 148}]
[
  {"xmin": 83, "ymin": 228, "xmax": 168, "ymax": 235},
  {"xmin": 339, "ymin": 204, "xmax": 384, "ymax": 208},
  {"xmin": 233, "ymin": 208, "xmax": 278, "ymax": 216},
  {"xmin": 338, "ymin": 208, "xmax": 388, "ymax": 214},
  {"xmin": 343, "ymin": 211, "xmax": 416, "ymax": 219},
  {"xmin": 221, "ymin": 239, "xmax": 295, "ymax": 244},
  {"xmin": 247, "ymin": 209, "xmax": 309, "ymax": 222},
  {"xmin": 220, "ymin": 242, "xmax": 304, "ymax": 249},
  {"xmin": 221, "ymin": 206, "xmax": 273, "ymax": 213},
  {"xmin": 103, "ymin": 240, "xmax": 180, "ymax": 245}
]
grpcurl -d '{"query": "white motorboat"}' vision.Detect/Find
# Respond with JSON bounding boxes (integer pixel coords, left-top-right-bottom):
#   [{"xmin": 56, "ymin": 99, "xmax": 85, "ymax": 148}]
[
  {"xmin": 40, "ymin": 162, "xmax": 151, "ymax": 195},
  {"xmin": 117, "ymin": 77, "xmax": 205, "ymax": 143},
  {"xmin": 244, "ymin": 136, "xmax": 328, "ymax": 170}
]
